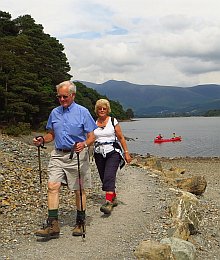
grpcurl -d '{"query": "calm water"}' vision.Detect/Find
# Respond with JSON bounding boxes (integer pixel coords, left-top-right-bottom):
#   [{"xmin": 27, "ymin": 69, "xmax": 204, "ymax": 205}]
[{"xmin": 120, "ymin": 117, "xmax": 220, "ymax": 157}]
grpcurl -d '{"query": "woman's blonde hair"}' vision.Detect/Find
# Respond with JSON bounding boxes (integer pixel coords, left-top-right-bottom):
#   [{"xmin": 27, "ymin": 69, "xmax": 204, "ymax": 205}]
[{"xmin": 95, "ymin": 99, "xmax": 111, "ymax": 115}]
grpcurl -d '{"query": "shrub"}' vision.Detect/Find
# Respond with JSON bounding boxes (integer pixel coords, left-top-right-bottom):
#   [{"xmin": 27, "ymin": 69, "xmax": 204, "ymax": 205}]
[{"xmin": 2, "ymin": 122, "xmax": 31, "ymax": 136}]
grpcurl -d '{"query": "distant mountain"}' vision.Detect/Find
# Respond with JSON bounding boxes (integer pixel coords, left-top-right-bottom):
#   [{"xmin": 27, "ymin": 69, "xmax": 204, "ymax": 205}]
[{"xmin": 79, "ymin": 80, "xmax": 220, "ymax": 116}]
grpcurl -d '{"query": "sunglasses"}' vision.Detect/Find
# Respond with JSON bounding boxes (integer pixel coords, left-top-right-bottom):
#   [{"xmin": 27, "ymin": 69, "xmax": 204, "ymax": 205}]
[
  {"xmin": 98, "ymin": 107, "xmax": 107, "ymax": 111},
  {"xmin": 56, "ymin": 94, "xmax": 71, "ymax": 99}
]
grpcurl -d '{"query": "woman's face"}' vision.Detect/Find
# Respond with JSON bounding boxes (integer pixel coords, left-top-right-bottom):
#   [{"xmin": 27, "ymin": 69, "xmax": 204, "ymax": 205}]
[{"xmin": 97, "ymin": 106, "xmax": 108, "ymax": 117}]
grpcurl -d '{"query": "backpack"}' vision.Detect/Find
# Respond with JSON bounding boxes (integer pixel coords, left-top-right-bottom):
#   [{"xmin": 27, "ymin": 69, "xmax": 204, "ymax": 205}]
[{"xmin": 111, "ymin": 117, "xmax": 125, "ymax": 169}]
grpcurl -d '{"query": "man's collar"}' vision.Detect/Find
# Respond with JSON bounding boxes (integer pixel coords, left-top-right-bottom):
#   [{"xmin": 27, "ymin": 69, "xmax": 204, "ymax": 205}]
[{"xmin": 62, "ymin": 101, "xmax": 75, "ymax": 112}]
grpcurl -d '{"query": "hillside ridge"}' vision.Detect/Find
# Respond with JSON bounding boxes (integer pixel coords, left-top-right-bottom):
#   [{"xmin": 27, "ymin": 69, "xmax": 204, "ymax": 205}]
[{"xmin": 80, "ymin": 80, "xmax": 220, "ymax": 116}]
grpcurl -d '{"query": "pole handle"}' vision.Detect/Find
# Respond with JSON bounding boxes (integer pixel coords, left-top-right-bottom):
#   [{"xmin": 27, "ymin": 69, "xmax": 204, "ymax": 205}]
[{"xmin": 35, "ymin": 135, "xmax": 47, "ymax": 149}]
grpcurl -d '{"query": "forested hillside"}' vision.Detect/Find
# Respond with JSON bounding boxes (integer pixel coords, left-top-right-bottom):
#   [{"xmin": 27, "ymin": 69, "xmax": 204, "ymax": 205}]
[
  {"xmin": 0, "ymin": 11, "xmax": 130, "ymax": 131},
  {"xmin": 82, "ymin": 80, "xmax": 220, "ymax": 117}
]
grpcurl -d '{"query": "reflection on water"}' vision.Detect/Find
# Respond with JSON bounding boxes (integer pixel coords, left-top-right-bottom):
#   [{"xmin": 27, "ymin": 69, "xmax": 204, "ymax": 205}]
[{"xmin": 120, "ymin": 117, "xmax": 220, "ymax": 157}]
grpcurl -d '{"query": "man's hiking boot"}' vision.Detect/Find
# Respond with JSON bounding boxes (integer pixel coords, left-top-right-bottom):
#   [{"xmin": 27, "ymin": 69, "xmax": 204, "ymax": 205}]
[
  {"xmin": 72, "ymin": 220, "xmax": 86, "ymax": 236},
  {"xmin": 112, "ymin": 197, "xmax": 118, "ymax": 207},
  {"xmin": 100, "ymin": 201, "xmax": 113, "ymax": 214},
  {"xmin": 34, "ymin": 218, "xmax": 60, "ymax": 238}
]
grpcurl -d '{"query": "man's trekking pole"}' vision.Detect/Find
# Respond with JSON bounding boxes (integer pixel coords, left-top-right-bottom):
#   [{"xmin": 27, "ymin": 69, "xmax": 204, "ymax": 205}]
[
  {"xmin": 37, "ymin": 145, "xmax": 43, "ymax": 191},
  {"xmin": 76, "ymin": 151, "xmax": 86, "ymax": 240},
  {"xmin": 36, "ymin": 136, "xmax": 46, "ymax": 226}
]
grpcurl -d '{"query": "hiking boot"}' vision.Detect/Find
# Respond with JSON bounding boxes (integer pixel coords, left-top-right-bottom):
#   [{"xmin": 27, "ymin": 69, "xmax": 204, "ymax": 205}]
[
  {"xmin": 72, "ymin": 221, "xmax": 86, "ymax": 236},
  {"xmin": 34, "ymin": 218, "xmax": 60, "ymax": 238},
  {"xmin": 100, "ymin": 201, "xmax": 113, "ymax": 214},
  {"xmin": 112, "ymin": 197, "xmax": 118, "ymax": 207}
]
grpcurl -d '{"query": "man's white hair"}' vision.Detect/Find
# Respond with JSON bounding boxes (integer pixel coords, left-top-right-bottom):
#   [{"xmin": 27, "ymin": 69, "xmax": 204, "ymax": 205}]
[{"xmin": 56, "ymin": 81, "xmax": 76, "ymax": 94}]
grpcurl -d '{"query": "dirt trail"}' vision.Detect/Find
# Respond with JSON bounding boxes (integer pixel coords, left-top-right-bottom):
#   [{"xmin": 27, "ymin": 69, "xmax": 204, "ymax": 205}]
[
  {"xmin": 1, "ymin": 133, "xmax": 220, "ymax": 259},
  {"xmin": 2, "ymin": 164, "xmax": 167, "ymax": 260}
]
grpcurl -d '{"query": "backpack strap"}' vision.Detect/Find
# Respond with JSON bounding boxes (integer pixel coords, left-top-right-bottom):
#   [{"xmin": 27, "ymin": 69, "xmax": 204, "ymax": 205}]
[
  {"xmin": 111, "ymin": 117, "xmax": 117, "ymax": 142},
  {"xmin": 111, "ymin": 117, "xmax": 125, "ymax": 169},
  {"xmin": 111, "ymin": 117, "xmax": 115, "ymax": 129}
]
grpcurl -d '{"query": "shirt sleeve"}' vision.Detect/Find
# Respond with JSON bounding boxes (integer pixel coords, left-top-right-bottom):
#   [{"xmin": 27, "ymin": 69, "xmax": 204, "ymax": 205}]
[
  {"xmin": 113, "ymin": 117, "xmax": 119, "ymax": 126},
  {"xmin": 83, "ymin": 109, "xmax": 98, "ymax": 133},
  {"xmin": 46, "ymin": 112, "xmax": 53, "ymax": 130}
]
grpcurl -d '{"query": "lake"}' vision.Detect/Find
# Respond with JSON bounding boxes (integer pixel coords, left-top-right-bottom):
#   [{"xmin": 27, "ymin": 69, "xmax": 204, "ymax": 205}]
[{"xmin": 120, "ymin": 117, "xmax": 220, "ymax": 157}]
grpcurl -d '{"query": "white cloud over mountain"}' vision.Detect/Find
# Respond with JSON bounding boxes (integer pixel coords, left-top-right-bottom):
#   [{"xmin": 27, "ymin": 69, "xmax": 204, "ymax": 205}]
[{"xmin": 2, "ymin": 0, "xmax": 220, "ymax": 86}]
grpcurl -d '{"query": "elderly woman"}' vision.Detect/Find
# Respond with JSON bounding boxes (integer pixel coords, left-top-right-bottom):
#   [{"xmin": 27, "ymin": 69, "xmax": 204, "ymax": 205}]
[{"xmin": 94, "ymin": 99, "xmax": 132, "ymax": 214}]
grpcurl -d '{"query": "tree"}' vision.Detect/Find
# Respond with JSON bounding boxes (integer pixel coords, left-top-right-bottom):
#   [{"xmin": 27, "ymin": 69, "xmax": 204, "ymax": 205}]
[
  {"xmin": 0, "ymin": 11, "xmax": 130, "ymax": 131},
  {"xmin": 0, "ymin": 12, "xmax": 72, "ymax": 127},
  {"xmin": 126, "ymin": 108, "xmax": 134, "ymax": 118},
  {"xmin": 0, "ymin": 11, "xmax": 18, "ymax": 37}
]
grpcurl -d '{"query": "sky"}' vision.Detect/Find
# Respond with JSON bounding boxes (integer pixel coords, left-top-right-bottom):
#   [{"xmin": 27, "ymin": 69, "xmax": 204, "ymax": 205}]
[{"xmin": 2, "ymin": 0, "xmax": 220, "ymax": 87}]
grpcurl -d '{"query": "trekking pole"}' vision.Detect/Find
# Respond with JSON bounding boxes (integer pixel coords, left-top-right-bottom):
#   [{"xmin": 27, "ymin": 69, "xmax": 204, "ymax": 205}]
[
  {"xmin": 76, "ymin": 150, "xmax": 86, "ymax": 240},
  {"xmin": 36, "ymin": 136, "xmax": 46, "ymax": 226}
]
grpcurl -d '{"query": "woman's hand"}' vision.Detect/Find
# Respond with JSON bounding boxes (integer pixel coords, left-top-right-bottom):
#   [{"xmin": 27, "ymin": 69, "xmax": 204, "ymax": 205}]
[{"xmin": 124, "ymin": 152, "xmax": 132, "ymax": 163}]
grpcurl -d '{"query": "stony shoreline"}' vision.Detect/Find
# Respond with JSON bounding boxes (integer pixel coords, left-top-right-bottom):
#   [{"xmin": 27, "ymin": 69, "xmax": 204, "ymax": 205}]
[{"xmin": 0, "ymin": 133, "xmax": 220, "ymax": 259}]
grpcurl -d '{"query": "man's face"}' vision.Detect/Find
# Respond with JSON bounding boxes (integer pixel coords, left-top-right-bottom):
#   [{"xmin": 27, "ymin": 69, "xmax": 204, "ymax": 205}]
[{"xmin": 56, "ymin": 86, "xmax": 75, "ymax": 108}]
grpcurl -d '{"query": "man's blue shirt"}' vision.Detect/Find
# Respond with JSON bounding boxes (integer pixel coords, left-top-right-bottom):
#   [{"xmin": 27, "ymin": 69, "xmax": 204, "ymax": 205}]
[{"xmin": 46, "ymin": 102, "xmax": 97, "ymax": 149}]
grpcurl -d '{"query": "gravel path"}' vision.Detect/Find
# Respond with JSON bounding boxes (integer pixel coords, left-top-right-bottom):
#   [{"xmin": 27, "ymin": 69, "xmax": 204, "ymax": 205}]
[{"xmin": 1, "ymin": 134, "xmax": 220, "ymax": 259}]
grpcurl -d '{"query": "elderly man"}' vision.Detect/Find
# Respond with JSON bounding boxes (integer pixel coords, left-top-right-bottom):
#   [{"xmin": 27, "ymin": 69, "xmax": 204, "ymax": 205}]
[{"xmin": 33, "ymin": 80, "xmax": 97, "ymax": 238}]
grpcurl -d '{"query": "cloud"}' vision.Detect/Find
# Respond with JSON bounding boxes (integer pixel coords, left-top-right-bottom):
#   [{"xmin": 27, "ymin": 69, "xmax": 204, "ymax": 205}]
[{"xmin": 2, "ymin": 0, "xmax": 220, "ymax": 86}]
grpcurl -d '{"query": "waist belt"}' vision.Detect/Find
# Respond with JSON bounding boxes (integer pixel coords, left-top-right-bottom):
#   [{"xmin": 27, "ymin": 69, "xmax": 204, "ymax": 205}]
[
  {"xmin": 94, "ymin": 142, "xmax": 113, "ymax": 147},
  {"xmin": 56, "ymin": 148, "xmax": 72, "ymax": 153}
]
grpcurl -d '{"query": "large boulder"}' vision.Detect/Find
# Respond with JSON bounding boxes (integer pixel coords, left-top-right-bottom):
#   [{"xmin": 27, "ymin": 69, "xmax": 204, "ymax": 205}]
[
  {"xmin": 169, "ymin": 190, "xmax": 201, "ymax": 236},
  {"xmin": 134, "ymin": 240, "xmax": 175, "ymax": 260},
  {"xmin": 161, "ymin": 237, "xmax": 196, "ymax": 260},
  {"xmin": 131, "ymin": 155, "xmax": 163, "ymax": 172},
  {"xmin": 176, "ymin": 176, "xmax": 207, "ymax": 195}
]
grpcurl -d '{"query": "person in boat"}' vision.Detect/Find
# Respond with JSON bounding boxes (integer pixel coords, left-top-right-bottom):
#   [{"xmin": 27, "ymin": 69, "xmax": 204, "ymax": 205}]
[
  {"xmin": 156, "ymin": 134, "xmax": 163, "ymax": 140},
  {"xmin": 172, "ymin": 132, "xmax": 176, "ymax": 139}
]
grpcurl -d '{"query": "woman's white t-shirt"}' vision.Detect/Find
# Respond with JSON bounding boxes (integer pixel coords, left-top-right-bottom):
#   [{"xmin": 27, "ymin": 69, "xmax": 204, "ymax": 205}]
[{"xmin": 94, "ymin": 117, "xmax": 118, "ymax": 156}]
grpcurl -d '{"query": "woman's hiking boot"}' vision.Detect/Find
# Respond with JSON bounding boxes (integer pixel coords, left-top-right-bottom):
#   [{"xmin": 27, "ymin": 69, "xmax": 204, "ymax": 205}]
[
  {"xmin": 112, "ymin": 197, "xmax": 118, "ymax": 207},
  {"xmin": 100, "ymin": 201, "xmax": 113, "ymax": 214},
  {"xmin": 34, "ymin": 218, "xmax": 60, "ymax": 238},
  {"xmin": 72, "ymin": 219, "xmax": 86, "ymax": 236}
]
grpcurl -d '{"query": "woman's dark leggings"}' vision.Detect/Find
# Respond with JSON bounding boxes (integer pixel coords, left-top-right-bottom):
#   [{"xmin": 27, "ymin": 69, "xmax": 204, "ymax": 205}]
[{"xmin": 94, "ymin": 150, "xmax": 121, "ymax": 191}]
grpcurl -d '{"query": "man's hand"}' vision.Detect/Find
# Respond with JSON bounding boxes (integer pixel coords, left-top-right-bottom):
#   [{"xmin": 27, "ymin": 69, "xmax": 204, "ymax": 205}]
[
  {"xmin": 74, "ymin": 142, "xmax": 86, "ymax": 153},
  {"xmin": 33, "ymin": 136, "xmax": 44, "ymax": 147}
]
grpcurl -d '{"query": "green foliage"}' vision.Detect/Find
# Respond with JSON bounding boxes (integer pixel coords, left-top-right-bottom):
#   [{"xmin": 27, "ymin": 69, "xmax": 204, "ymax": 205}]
[
  {"xmin": 125, "ymin": 108, "xmax": 134, "ymax": 118},
  {"xmin": 0, "ymin": 11, "xmax": 130, "ymax": 132},
  {"xmin": 203, "ymin": 109, "xmax": 220, "ymax": 117},
  {"xmin": 2, "ymin": 122, "xmax": 31, "ymax": 136},
  {"xmin": 75, "ymin": 81, "xmax": 129, "ymax": 120},
  {"xmin": 0, "ymin": 12, "xmax": 71, "ymax": 127}
]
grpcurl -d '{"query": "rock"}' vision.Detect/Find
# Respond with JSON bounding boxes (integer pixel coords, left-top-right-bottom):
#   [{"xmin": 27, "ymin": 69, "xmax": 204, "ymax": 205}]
[
  {"xmin": 169, "ymin": 167, "xmax": 185, "ymax": 174},
  {"xmin": 168, "ymin": 221, "xmax": 190, "ymax": 240},
  {"xmin": 163, "ymin": 170, "xmax": 180, "ymax": 179},
  {"xmin": 0, "ymin": 174, "xmax": 4, "ymax": 182},
  {"xmin": 130, "ymin": 155, "xmax": 163, "ymax": 171},
  {"xmin": 161, "ymin": 237, "xmax": 196, "ymax": 260},
  {"xmin": 143, "ymin": 157, "xmax": 163, "ymax": 171},
  {"xmin": 176, "ymin": 176, "xmax": 207, "ymax": 195},
  {"xmin": 134, "ymin": 240, "xmax": 175, "ymax": 260},
  {"xmin": 169, "ymin": 190, "xmax": 200, "ymax": 235}
]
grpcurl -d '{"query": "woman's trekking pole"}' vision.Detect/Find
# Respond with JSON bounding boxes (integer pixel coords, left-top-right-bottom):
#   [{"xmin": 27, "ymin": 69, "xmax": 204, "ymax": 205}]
[
  {"xmin": 36, "ymin": 136, "xmax": 46, "ymax": 226},
  {"xmin": 76, "ymin": 151, "xmax": 86, "ymax": 240}
]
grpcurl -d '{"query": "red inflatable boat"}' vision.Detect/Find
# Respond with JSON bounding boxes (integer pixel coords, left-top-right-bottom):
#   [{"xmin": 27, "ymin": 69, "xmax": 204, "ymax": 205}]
[{"xmin": 154, "ymin": 136, "xmax": 182, "ymax": 143}]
